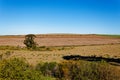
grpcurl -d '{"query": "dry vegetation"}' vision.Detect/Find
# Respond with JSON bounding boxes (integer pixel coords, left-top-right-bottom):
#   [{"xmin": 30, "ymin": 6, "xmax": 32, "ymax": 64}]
[
  {"xmin": 0, "ymin": 34, "xmax": 120, "ymax": 66},
  {"xmin": 0, "ymin": 34, "xmax": 120, "ymax": 80},
  {"xmin": 0, "ymin": 44, "xmax": 120, "ymax": 66}
]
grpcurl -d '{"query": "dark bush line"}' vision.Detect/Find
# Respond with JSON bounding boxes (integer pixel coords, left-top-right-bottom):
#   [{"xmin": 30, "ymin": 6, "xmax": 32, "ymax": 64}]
[{"xmin": 63, "ymin": 55, "xmax": 120, "ymax": 64}]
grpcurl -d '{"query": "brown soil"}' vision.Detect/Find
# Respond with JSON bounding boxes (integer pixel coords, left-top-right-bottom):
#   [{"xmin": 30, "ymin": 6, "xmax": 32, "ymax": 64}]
[{"xmin": 0, "ymin": 34, "xmax": 120, "ymax": 47}]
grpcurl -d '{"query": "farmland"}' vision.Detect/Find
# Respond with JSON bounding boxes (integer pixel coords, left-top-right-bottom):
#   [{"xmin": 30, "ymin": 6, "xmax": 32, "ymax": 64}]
[{"xmin": 0, "ymin": 34, "xmax": 120, "ymax": 47}]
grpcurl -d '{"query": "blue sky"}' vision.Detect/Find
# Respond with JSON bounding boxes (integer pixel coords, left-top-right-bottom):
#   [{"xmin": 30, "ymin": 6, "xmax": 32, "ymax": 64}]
[{"xmin": 0, "ymin": 0, "xmax": 120, "ymax": 35}]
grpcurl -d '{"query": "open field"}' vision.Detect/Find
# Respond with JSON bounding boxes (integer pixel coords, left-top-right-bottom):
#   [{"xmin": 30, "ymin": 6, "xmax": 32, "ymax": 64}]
[
  {"xmin": 0, "ymin": 34, "xmax": 120, "ymax": 80},
  {"xmin": 0, "ymin": 34, "xmax": 120, "ymax": 47},
  {"xmin": 0, "ymin": 34, "xmax": 120, "ymax": 66},
  {"xmin": 0, "ymin": 44, "xmax": 120, "ymax": 66}
]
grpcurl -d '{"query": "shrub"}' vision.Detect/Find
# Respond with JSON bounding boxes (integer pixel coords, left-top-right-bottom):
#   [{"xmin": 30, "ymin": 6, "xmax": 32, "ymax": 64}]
[
  {"xmin": 0, "ymin": 58, "xmax": 54, "ymax": 80},
  {"xmin": 0, "ymin": 54, "xmax": 3, "ymax": 60},
  {"xmin": 36, "ymin": 60, "xmax": 120, "ymax": 80},
  {"xmin": 36, "ymin": 62, "xmax": 57, "ymax": 76}
]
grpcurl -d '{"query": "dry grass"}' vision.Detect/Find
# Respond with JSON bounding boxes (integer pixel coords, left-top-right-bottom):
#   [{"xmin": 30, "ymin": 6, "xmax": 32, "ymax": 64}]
[
  {"xmin": 0, "ymin": 34, "xmax": 120, "ymax": 66},
  {"xmin": 0, "ymin": 44, "xmax": 120, "ymax": 66}
]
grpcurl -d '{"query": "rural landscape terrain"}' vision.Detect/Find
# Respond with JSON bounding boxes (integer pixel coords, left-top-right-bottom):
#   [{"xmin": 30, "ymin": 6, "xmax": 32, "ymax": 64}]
[
  {"xmin": 0, "ymin": 34, "xmax": 120, "ymax": 80},
  {"xmin": 1, "ymin": 0, "xmax": 119, "ymax": 79}
]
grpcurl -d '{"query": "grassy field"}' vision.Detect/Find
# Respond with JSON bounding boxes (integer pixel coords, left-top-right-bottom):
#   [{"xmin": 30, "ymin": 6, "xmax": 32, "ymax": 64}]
[
  {"xmin": 97, "ymin": 34, "xmax": 120, "ymax": 38},
  {"xmin": 0, "ymin": 43, "xmax": 120, "ymax": 66}
]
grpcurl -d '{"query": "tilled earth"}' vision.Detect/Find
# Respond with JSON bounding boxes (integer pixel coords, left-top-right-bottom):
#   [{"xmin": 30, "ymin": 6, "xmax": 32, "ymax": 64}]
[{"xmin": 0, "ymin": 34, "xmax": 120, "ymax": 47}]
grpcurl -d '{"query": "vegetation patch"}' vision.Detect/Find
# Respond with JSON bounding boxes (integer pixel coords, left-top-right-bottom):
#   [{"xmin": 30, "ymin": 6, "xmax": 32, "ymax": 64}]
[
  {"xmin": 0, "ymin": 58, "xmax": 54, "ymax": 80},
  {"xmin": 97, "ymin": 34, "xmax": 120, "ymax": 38},
  {"xmin": 36, "ymin": 60, "xmax": 120, "ymax": 80},
  {"xmin": 0, "ymin": 57, "xmax": 120, "ymax": 80},
  {"xmin": 0, "ymin": 45, "xmax": 22, "ymax": 50}
]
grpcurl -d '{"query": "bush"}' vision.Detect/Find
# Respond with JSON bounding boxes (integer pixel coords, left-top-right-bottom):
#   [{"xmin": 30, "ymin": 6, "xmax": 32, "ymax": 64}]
[
  {"xmin": 0, "ymin": 54, "xmax": 3, "ymax": 60},
  {"xmin": 0, "ymin": 58, "xmax": 54, "ymax": 80},
  {"xmin": 36, "ymin": 62, "xmax": 57, "ymax": 76},
  {"xmin": 1, "ymin": 58, "xmax": 120, "ymax": 80},
  {"xmin": 36, "ymin": 60, "xmax": 120, "ymax": 80}
]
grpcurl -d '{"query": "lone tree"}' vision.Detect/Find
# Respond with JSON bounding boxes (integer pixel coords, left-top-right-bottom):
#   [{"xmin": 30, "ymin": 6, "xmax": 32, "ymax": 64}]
[{"xmin": 24, "ymin": 34, "xmax": 37, "ymax": 49}]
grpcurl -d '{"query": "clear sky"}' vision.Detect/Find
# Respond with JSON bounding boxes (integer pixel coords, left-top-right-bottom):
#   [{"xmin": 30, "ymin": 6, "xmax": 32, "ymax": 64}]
[{"xmin": 0, "ymin": 0, "xmax": 120, "ymax": 35}]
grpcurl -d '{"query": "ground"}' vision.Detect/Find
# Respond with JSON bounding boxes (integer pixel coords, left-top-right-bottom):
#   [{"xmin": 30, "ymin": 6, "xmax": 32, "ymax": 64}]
[
  {"xmin": 0, "ymin": 34, "xmax": 120, "ymax": 46},
  {"xmin": 0, "ymin": 34, "xmax": 120, "ymax": 66}
]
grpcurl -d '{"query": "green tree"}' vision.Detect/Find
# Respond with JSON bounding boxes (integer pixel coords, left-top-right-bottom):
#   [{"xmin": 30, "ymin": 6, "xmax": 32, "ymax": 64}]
[{"xmin": 24, "ymin": 34, "xmax": 37, "ymax": 49}]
